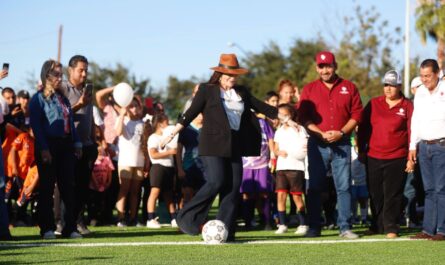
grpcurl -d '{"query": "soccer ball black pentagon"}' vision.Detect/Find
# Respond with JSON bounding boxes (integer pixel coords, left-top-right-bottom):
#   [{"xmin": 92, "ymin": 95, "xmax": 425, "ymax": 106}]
[{"xmin": 201, "ymin": 220, "xmax": 228, "ymax": 244}]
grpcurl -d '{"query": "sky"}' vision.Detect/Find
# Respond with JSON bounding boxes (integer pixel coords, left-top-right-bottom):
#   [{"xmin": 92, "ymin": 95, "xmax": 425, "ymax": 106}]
[{"xmin": 0, "ymin": 0, "xmax": 437, "ymax": 93}]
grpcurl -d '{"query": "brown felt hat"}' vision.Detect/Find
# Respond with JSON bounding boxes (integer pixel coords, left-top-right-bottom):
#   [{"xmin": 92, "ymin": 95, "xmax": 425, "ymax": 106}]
[{"xmin": 210, "ymin": 54, "xmax": 248, "ymax": 75}]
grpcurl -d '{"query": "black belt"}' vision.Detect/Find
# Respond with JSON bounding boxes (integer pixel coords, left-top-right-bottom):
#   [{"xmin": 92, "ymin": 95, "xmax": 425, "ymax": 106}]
[{"xmin": 423, "ymin": 138, "xmax": 445, "ymax": 144}]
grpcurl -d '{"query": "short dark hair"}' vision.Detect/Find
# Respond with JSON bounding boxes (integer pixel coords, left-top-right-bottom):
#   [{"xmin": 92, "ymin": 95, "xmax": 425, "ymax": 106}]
[
  {"xmin": 264, "ymin": 91, "xmax": 278, "ymax": 101},
  {"xmin": 1, "ymin": 87, "xmax": 15, "ymax": 96},
  {"xmin": 68, "ymin": 55, "xmax": 88, "ymax": 68},
  {"xmin": 420, "ymin": 59, "xmax": 440, "ymax": 73},
  {"xmin": 278, "ymin": 103, "xmax": 297, "ymax": 121}
]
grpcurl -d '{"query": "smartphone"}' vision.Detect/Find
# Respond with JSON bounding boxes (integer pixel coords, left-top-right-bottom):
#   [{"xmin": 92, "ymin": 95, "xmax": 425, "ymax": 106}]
[
  {"xmin": 84, "ymin": 83, "xmax": 93, "ymax": 95},
  {"xmin": 2, "ymin": 63, "xmax": 9, "ymax": 71}
]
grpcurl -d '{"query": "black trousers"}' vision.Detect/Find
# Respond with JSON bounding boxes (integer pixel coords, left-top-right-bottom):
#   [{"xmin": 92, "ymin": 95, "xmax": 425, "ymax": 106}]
[
  {"xmin": 36, "ymin": 138, "xmax": 77, "ymax": 236},
  {"xmin": 366, "ymin": 156, "xmax": 407, "ymax": 234},
  {"xmin": 73, "ymin": 144, "xmax": 98, "ymax": 224},
  {"xmin": 176, "ymin": 155, "xmax": 242, "ymax": 236}
]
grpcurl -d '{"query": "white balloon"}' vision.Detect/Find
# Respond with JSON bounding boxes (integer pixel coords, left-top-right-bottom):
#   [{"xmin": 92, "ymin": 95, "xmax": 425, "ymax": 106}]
[{"xmin": 113, "ymin": 83, "xmax": 134, "ymax": 107}]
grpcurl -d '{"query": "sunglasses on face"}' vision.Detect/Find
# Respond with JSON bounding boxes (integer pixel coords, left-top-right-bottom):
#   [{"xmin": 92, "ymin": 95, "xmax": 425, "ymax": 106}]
[{"xmin": 48, "ymin": 71, "xmax": 63, "ymax": 78}]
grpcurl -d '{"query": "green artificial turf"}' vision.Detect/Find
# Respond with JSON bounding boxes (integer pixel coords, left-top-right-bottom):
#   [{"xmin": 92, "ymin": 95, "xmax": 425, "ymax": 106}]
[{"xmin": 1, "ymin": 225, "xmax": 444, "ymax": 265}]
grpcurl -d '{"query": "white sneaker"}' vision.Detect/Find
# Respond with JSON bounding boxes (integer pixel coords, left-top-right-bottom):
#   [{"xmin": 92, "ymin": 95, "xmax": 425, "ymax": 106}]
[
  {"xmin": 54, "ymin": 223, "xmax": 63, "ymax": 235},
  {"xmin": 294, "ymin": 225, "xmax": 309, "ymax": 236},
  {"xmin": 275, "ymin": 225, "xmax": 288, "ymax": 234},
  {"xmin": 117, "ymin": 221, "xmax": 127, "ymax": 228},
  {"xmin": 339, "ymin": 230, "xmax": 359, "ymax": 239},
  {"xmin": 69, "ymin": 231, "xmax": 83, "ymax": 239},
  {"xmin": 171, "ymin": 219, "xmax": 178, "ymax": 228},
  {"xmin": 146, "ymin": 217, "xmax": 161, "ymax": 229},
  {"xmin": 43, "ymin": 230, "xmax": 56, "ymax": 239}
]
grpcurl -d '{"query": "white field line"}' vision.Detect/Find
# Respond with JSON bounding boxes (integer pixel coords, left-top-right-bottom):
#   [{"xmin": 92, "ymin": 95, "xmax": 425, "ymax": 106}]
[{"xmin": 0, "ymin": 238, "xmax": 420, "ymax": 248}]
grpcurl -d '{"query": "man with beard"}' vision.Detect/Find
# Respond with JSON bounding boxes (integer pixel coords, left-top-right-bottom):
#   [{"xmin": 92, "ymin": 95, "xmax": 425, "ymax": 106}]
[
  {"xmin": 59, "ymin": 55, "xmax": 98, "ymax": 235},
  {"xmin": 298, "ymin": 51, "xmax": 363, "ymax": 238}
]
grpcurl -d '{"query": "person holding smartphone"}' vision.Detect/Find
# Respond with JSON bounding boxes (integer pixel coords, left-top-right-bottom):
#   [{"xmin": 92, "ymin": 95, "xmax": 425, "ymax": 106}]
[
  {"xmin": 59, "ymin": 55, "xmax": 98, "ymax": 235},
  {"xmin": 1, "ymin": 63, "xmax": 8, "ymax": 79}
]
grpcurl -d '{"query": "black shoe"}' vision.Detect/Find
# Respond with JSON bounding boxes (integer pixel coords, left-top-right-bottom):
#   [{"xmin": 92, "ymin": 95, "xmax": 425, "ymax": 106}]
[
  {"xmin": 0, "ymin": 233, "xmax": 13, "ymax": 241},
  {"xmin": 305, "ymin": 228, "xmax": 321, "ymax": 238}
]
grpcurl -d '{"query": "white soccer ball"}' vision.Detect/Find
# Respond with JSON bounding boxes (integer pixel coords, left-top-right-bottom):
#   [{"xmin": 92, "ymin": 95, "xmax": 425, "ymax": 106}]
[
  {"xmin": 113, "ymin": 82, "xmax": 134, "ymax": 107},
  {"xmin": 201, "ymin": 220, "xmax": 228, "ymax": 244}
]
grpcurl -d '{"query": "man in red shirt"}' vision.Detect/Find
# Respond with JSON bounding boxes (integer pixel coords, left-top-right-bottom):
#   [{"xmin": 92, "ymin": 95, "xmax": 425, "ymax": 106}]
[{"xmin": 298, "ymin": 51, "xmax": 363, "ymax": 238}]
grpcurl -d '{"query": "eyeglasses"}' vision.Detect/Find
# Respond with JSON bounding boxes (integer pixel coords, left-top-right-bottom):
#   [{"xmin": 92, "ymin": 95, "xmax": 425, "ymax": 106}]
[{"xmin": 48, "ymin": 71, "xmax": 63, "ymax": 78}]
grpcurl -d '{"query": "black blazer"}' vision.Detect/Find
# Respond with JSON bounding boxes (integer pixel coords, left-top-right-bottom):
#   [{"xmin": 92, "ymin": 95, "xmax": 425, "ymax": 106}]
[{"xmin": 179, "ymin": 83, "xmax": 278, "ymax": 157}]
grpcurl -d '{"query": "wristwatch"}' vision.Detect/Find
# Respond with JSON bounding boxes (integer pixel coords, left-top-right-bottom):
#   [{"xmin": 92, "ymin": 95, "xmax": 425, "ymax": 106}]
[{"xmin": 340, "ymin": 130, "xmax": 345, "ymax": 137}]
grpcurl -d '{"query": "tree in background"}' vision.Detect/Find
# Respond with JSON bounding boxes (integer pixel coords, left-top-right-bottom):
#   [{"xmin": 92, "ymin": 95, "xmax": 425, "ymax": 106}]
[
  {"xmin": 236, "ymin": 4, "xmax": 401, "ymax": 103},
  {"xmin": 163, "ymin": 75, "xmax": 203, "ymax": 120},
  {"xmin": 87, "ymin": 62, "xmax": 159, "ymax": 105},
  {"xmin": 416, "ymin": 0, "xmax": 445, "ymax": 69},
  {"xmin": 335, "ymin": 4, "xmax": 402, "ymax": 101}
]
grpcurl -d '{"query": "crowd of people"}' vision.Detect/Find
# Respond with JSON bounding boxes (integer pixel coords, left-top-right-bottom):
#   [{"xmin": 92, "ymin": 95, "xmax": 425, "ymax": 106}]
[{"xmin": 0, "ymin": 51, "xmax": 444, "ymax": 242}]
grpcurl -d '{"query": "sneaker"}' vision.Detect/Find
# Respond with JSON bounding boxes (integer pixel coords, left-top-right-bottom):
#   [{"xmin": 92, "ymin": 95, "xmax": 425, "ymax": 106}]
[
  {"xmin": 43, "ymin": 231, "xmax": 56, "ymax": 239},
  {"xmin": 430, "ymin": 234, "xmax": 445, "ymax": 241},
  {"xmin": 340, "ymin": 230, "xmax": 359, "ymax": 239},
  {"xmin": 171, "ymin": 219, "xmax": 178, "ymax": 228},
  {"xmin": 275, "ymin": 225, "xmax": 288, "ymax": 234},
  {"xmin": 69, "ymin": 231, "xmax": 83, "ymax": 239},
  {"xmin": 410, "ymin": 232, "xmax": 432, "ymax": 240},
  {"xmin": 305, "ymin": 228, "xmax": 321, "ymax": 238},
  {"xmin": 54, "ymin": 223, "xmax": 63, "ymax": 235},
  {"xmin": 77, "ymin": 224, "xmax": 91, "ymax": 235},
  {"xmin": 295, "ymin": 225, "xmax": 309, "ymax": 236},
  {"xmin": 117, "ymin": 221, "xmax": 127, "ymax": 228},
  {"xmin": 146, "ymin": 217, "xmax": 161, "ymax": 229}
]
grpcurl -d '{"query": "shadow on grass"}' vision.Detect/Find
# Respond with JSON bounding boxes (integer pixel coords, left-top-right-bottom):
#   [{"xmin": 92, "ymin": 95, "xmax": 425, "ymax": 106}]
[
  {"xmin": 0, "ymin": 256, "xmax": 112, "ymax": 264},
  {"xmin": 88, "ymin": 228, "xmax": 182, "ymax": 238}
]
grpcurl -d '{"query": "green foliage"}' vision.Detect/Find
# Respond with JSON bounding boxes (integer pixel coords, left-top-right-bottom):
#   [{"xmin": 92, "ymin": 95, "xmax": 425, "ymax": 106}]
[
  {"xmin": 87, "ymin": 62, "xmax": 157, "ymax": 101},
  {"xmin": 163, "ymin": 75, "xmax": 203, "ymax": 120},
  {"xmin": 415, "ymin": 0, "xmax": 445, "ymax": 68},
  {"xmin": 332, "ymin": 4, "xmax": 402, "ymax": 100},
  {"xmin": 238, "ymin": 39, "xmax": 328, "ymax": 99},
  {"xmin": 235, "ymin": 4, "xmax": 401, "ymax": 103}
]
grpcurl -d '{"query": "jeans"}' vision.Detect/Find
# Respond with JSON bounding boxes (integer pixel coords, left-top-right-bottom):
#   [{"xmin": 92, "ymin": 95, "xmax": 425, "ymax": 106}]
[
  {"xmin": 307, "ymin": 137, "xmax": 352, "ymax": 232},
  {"xmin": 418, "ymin": 141, "xmax": 445, "ymax": 235},
  {"xmin": 177, "ymin": 155, "xmax": 242, "ymax": 236},
  {"xmin": 74, "ymin": 144, "xmax": 98, "ymax": 225},
  {"xmin": 404, "ymin": 172, "xmax": 417, "ymax": 222}
]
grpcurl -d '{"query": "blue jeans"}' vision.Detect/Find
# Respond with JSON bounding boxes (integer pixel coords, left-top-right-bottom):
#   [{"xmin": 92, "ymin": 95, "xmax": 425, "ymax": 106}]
[
  {"xmin": 307, "ymin": 137, "xmax": 352, "ymax": 232},
  {"xmin": 418, "ymin": 141, "xmax": 445, "ymax": 235},
  {"xmin": 404, "ymin": 172, "xmax": 417, "ymax": 222}
]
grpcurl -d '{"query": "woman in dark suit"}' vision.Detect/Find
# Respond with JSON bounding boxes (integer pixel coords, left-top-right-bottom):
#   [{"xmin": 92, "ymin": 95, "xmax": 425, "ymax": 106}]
[{"xmin": 163, "ymin": 54, "xmax": 280, "ymax": 240}]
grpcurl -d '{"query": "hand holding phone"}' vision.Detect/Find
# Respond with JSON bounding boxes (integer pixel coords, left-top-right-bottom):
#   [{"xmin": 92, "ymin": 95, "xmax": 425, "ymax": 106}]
[
  {"xmin": 1, "ymin": 63, "xmax": 9, "ymax": 79},
  {"xmin": 84, "ymin": 83, "xmax": 93, "ymax": 95}
]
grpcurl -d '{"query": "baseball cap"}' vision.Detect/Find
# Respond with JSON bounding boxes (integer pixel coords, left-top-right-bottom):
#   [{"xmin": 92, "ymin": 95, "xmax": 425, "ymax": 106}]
[
  {"xmin": 315, "ymin": 51, "xmax": 336, "ymax": 65},
  {"xmin": 17, "ymin": 90, "xmax": 30, "ymax": 99},
  {"xmin": 410, "ymin": 76, "xmax": 422, "ymax": 89},
  {"xmin": 382, "ymin": 70, "xmax": 402, "ymax": 86}
]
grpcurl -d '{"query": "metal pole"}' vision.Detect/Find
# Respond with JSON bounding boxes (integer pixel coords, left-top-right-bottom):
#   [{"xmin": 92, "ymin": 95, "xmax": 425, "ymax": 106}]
[
  {"xmin": 404, "ymin": 0, "xmax": 411, "ymax": 97},
  {"xmin": 57, "ymin": 25, "xmax": 63, "ymax": 63}
]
